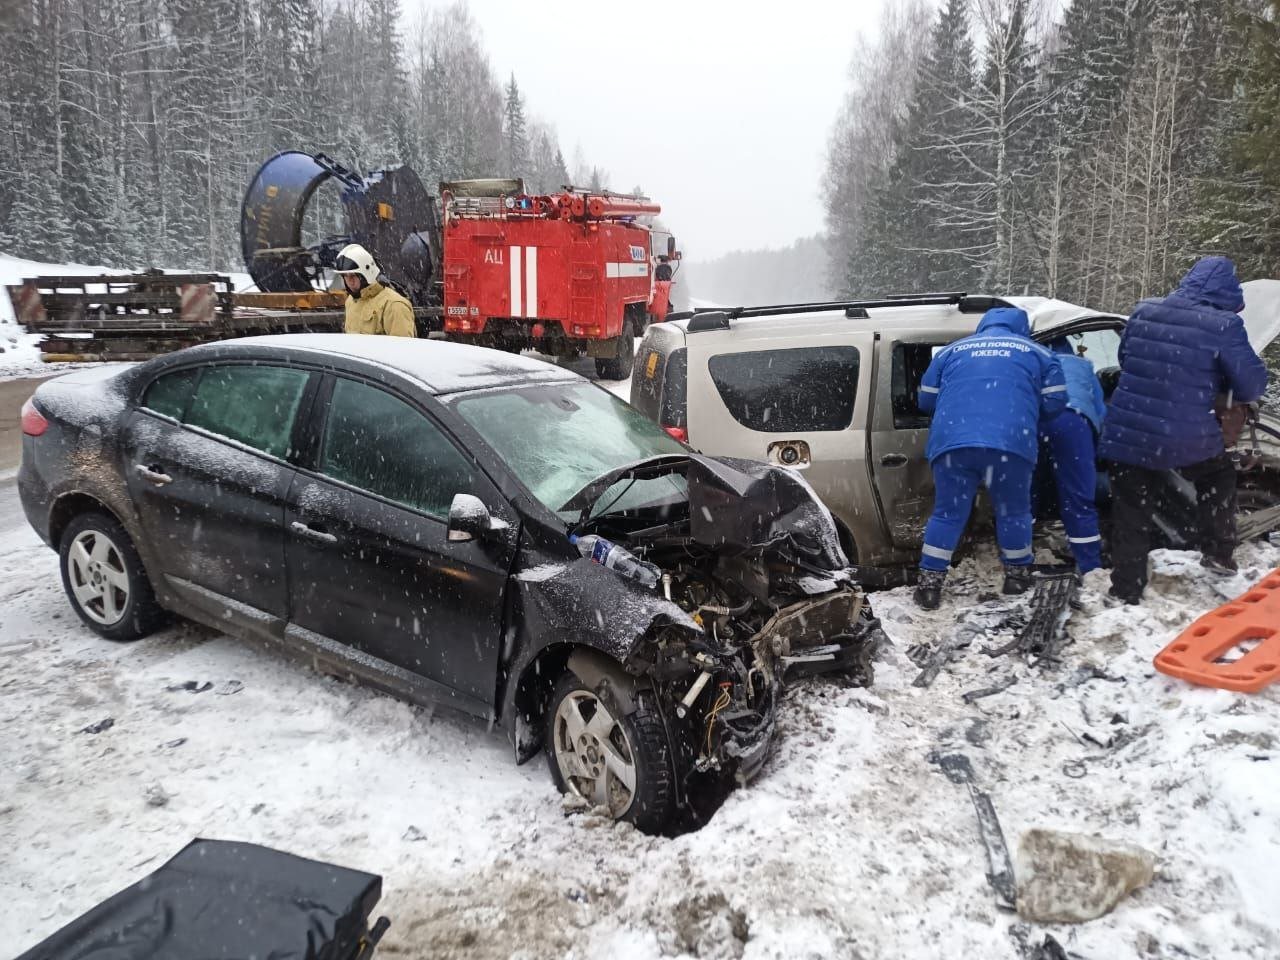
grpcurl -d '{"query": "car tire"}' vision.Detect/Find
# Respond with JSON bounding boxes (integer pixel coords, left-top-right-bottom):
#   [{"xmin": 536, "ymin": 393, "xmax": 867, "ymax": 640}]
[
  {"xmin": 594, "ymin": 321, "xmax": 636, "ymax": 380},
  {"xmin": 59, "ymin": 511, "xmax": 165, "ymax": 642},
  {"xmin": 545, "ymin": 671, "xmax": 675, "ymax": 833}
]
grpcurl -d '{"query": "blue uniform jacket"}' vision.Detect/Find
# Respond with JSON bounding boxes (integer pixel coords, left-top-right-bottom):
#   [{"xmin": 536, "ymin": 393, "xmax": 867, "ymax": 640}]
[
  {"xmin": 1049, "ymin": 339, "xmax": 1106, "ymax": 434},
  {"xmin": 1098, "ymin": 256, "xmax": 1269, "ymax": 470},
  {"xmin": 920, "ymin": 307, "xmax": 1067, "ymax": 465}
]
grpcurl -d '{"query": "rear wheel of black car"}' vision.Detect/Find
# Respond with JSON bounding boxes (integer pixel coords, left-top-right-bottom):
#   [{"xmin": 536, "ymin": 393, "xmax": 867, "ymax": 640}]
[
  {"xmin": 545, "ymin": 671, "xmax": 675, "ymax": 832},
  {"xmin": 59, "ymin": 512, "xmax": 164, "ymax": 643}
]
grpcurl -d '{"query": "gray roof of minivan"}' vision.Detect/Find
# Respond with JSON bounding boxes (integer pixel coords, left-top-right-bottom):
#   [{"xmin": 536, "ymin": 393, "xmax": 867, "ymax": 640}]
[{"xmin": 664, "ymin": 297, "xmax": 1124, "ymax": 337}]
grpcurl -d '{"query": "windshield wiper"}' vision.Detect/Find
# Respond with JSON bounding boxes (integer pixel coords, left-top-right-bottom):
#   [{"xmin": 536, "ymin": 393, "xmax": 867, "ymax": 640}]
[
  {"xmin": 557, "ymin": 453, "xmax": 690, "ymax": 515},
  {"xmin": 567, "ymin": 476, "xmax": 639, "ymax": 540}
]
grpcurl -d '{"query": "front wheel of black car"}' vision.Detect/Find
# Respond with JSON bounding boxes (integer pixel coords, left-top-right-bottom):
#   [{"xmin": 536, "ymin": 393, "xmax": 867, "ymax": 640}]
[
  {"xmin": 545, "ymin": 672, "xmax": 675, "ymax": 833},
  {"xmin": 59, "ymin": 512, "xmax": 164, "ymax": 642}
]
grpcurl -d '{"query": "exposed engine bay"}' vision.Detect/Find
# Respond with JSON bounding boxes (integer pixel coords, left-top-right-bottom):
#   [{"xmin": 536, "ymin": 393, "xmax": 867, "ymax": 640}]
[{"xmin": 560, "ymin": 454, "xmax": 883, "ymax": 816}]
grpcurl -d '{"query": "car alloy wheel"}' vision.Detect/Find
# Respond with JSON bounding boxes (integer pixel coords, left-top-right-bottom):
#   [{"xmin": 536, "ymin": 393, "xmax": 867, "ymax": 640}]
[
  {"xmin": 66, "ymin": 529, "xmax": 131, "ymax": 626},
  {"xmin": 551, "ymin": 689, "xmax": 639, "ymax": 818}
]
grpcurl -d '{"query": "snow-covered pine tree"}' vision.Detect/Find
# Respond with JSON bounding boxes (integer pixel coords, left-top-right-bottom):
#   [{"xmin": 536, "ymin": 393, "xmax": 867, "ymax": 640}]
[
  {"xmin": 1193, "ymin": 0, "xmax": 1280, "ymax": 282},
  {"xmin": 881, "ymin": 0, "xmax": 984, "ymax": 292},
  {"xmin": 971, "ymin": 0, "xmax": 1049, "ymax": 293},
  {"xmin": 823, "ymin": 0, "xmax": 933, "ymax": 297},
  {"xmin": 502, "ymin": 74, "xmax": 529, "ymax": 181}
]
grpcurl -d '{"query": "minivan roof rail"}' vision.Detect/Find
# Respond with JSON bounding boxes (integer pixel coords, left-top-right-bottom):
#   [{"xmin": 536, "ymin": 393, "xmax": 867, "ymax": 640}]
[{"xmin": 678, "ymin": 293, "xmax": 1010, "ymax": 333}]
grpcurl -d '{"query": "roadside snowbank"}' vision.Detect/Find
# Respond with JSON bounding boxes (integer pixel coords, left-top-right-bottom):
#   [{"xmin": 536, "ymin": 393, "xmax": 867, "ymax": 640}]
[{"xmin": 3, "ymin": 508, "xmax": 1277, "ymax": 958}]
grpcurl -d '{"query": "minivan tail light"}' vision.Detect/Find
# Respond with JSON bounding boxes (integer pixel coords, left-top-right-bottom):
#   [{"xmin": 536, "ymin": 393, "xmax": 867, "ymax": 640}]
[
  {"xmin": 21, "ymin": 397, "xmax": 48, "ymax": 436},
  {"xmin": 663, "ymin": 425, "xmax": 688, "ymax": 444}
]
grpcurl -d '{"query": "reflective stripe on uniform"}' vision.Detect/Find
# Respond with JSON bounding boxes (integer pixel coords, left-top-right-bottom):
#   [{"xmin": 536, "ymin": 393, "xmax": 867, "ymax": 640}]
[
  {"xmin": 920, "ymin": 385, "xmax": 939, "ymax": 394},
  {"xmin": 1002, "ymin": 546, "xmax": 1033, "ymax": 560},
  {"xmin": 922, "ymin": 544, "xmax": 954, "ymax": 561},
  {"xmin": 1042, "ymin": 384, "xmax": 1067, "ymax": 394},
  {"xmin": 1068, "ymin": 535, "xmax": 1102, "ymax": 544}
]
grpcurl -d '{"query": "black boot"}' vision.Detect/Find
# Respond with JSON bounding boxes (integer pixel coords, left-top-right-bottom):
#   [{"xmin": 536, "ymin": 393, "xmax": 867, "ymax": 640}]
[
  {"xmin": 1002, "ymin": 564, "xmax": 1034, "ymax": 595},
  {"xmin": 914, "ymin": 569, "xmax": 947, "ymax": 610}
]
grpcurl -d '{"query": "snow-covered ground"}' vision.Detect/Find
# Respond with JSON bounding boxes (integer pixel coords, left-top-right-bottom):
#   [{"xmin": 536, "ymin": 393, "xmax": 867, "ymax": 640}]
[
  {"xmin": 3, "ymin": 495, "xmax": 1278, "ymax": 958},
  {"xmin": 3, "ymin": 256, "xmax": 1280, "ymax": 957}
]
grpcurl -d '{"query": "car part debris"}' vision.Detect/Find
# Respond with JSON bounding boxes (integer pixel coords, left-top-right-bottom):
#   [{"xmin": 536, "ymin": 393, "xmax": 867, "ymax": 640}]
[
  {"xmin": 929, "ymin": 751, "xmax": 1017, "ymax": 909},
  {"xmin": 79, "ymin": 717, "xmax": 114, "ymax": 734},
  {"xmin": 1062, "ymin": 663, "xmax": 1124, "ymax": 689},
  {"xmin": 984, "ymin": 570, "xmax": 1078, "ymax": 661},
  {"xmin": 961, "ymin": 676, "xmax": 1018, "ymax": 704},
  {"xmin": 166, "ymin": 680, "xmax": 213, "ymax": 693},
  {"xmin": 215, "ymin": 680, "xmax": 244, "ymax": 696},
  {"xmin": 913, "ymin": 606, "xmax": 1021, "ymax": 688},
  {"xmin": 1154, "ymin": 566, "xmax": 1280, "ymax": 693},
  {"xmin": 1238, "ymin": 503, "xmax": 1280, "ymax": 541},
  {"xmin": 1029, "ymin": 934, "xmax": 1070, "ymax": 960}
]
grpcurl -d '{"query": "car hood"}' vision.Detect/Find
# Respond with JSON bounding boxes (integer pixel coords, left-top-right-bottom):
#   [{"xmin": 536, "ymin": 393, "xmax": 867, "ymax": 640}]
[
  {"xmin": 564, "ymin": 453, "xmax": 850, "ymax": 572},
  {"xmin": 1242, "ymin": 279, "xmax": 1280, "ymax": 353}
]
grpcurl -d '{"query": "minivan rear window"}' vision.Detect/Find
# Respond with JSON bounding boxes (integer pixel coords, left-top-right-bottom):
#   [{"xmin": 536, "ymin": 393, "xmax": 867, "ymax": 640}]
[
  {"xmin": 709, "ymin": 346, "xmax": 859, "ymax": 432},
  {"xmin": 661, "ymin": 348, "xmax": 687, "ymax": 429},
  {"xmin": 632, "ymin": 346, "xmax": 687, "ymax": 430}
]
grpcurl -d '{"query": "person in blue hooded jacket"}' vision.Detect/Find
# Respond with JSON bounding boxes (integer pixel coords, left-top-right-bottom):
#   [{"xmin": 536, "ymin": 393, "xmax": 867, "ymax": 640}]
[
  {"xmin": 1037, "ymin": 338, "xmax": 1108, "ymax": 573},
  {"xmin": 1099, "ymin": 256, "xmax": 1268, "ymax": 604},
  {"xmin": 914, "ymin": 307, "xmax": 1067, "ymax": 609}
]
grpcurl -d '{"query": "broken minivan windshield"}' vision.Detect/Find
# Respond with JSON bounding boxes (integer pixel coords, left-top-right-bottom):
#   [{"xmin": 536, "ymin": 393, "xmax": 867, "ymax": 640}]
[{"xmin": 455, "ymin": 381, "xmax": 687, "ymax": 515}]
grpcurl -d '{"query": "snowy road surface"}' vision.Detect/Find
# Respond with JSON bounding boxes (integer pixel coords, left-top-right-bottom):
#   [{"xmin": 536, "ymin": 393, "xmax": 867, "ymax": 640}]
[{"xmin": 3, "ymin": 487, "xmax": 1278, "ymax": 958}]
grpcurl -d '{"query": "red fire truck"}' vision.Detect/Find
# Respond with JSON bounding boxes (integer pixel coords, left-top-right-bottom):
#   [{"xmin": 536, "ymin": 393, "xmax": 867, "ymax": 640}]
[{"xmin": 439, "ymin": 181, "xmax": 679, "ymax": 379}]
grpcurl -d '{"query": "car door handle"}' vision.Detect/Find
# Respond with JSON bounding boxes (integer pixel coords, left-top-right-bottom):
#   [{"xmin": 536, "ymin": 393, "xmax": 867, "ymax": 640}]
[
  {"xmin": 135, "ymin": 464, "xmax": 173, "ymax": 486},
  {"xmin": 880, "ymin": 454, "xmax": 909, "ymax": 467},
  {"xmin": 290, "ymin": 521, "xmax": 338, "ymax": 545}
]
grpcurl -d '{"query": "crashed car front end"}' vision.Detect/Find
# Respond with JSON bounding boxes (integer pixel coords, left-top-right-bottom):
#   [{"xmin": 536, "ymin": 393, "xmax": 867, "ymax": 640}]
[{"xmin": 557, "ymin": 454, "xmax": 882, "ymax": 795}]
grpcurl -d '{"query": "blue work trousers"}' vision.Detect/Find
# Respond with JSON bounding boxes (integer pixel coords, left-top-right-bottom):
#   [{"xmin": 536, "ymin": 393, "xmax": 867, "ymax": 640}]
[
  {"xmin": 921, "ymin": 447, "xmax": 1034, "ymax": 572},
  {"xmin": 1040, "ymin": 411, "xmax": 1103, "ymax": 572}
]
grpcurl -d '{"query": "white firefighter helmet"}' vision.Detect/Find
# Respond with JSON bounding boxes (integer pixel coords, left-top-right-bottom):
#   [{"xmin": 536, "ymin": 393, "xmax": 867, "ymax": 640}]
[{"xmin": 333, "ymin": 243, "xmax": 380, "ymax": 286}]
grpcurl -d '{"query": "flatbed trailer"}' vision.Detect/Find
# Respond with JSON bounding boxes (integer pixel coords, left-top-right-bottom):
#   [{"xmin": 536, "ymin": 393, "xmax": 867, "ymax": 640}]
[{"xmin": 7, "ymin": 272, "xmax": 439, "ymax": 361}]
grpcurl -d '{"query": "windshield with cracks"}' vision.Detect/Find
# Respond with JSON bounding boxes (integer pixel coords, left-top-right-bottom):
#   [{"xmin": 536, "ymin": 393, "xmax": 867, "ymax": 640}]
[{"xmin": 454, "ymin": 381, "xmax": 688, "ymax": 517}]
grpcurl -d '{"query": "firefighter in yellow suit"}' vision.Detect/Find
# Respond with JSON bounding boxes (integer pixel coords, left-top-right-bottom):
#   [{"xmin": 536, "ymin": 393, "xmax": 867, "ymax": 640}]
[{"xmin": 333, "ymin": 243, "xmax": 416, "ymax": 337}]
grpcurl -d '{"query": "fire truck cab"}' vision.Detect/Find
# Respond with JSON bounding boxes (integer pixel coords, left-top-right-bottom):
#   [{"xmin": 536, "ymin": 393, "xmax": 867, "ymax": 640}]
[{"xmin": 440, "ymin": 180, "xmax": 677, "ymax": 379}]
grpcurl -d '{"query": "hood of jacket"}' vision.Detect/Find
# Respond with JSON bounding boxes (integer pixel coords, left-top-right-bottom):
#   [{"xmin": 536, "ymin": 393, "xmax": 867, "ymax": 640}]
[
  {"xmin": 1174, "ymin": 256, "xmax": 1244, "ymax": 313},
  {"xmin": 976, "ymin": 307, "xmax": 1031, "ymax": 338}
]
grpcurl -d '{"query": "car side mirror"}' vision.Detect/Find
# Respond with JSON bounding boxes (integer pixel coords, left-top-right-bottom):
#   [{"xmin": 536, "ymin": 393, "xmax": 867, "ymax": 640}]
[{"xmin": 447, "ymin": 493, "xmax": 508, "ymax": 542}]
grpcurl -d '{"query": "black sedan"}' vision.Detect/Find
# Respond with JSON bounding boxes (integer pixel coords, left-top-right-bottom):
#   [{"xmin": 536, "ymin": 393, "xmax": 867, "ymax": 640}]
[{"xmin": 18, "ymin": 335, "xmax": 879, "ymax": 831}]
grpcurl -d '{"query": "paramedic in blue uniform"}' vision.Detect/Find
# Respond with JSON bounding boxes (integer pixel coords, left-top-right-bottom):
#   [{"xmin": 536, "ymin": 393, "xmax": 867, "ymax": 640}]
[
  {"xmin": 1099, "ymin": 256, "xmax": 1268, "ymax": 604},
  {"xmin": 914, "ymin": 306, "xmax": 1067, "ymax": 609},
  {"xmin": 1039, "ymin": 338, "xmax": 1108, "ymax": 573}
]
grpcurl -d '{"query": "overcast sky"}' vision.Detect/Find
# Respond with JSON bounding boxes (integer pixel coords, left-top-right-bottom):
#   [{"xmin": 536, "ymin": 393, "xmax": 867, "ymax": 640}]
[{"xmin": 403, "ymin": 0, "xmax": 886, "ymax": 261}]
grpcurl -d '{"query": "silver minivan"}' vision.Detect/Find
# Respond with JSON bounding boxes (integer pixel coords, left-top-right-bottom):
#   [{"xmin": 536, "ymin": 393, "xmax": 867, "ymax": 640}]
[{"xmin": 631, "ymin": 295, "xmax": 1280, "ymax": 569}]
